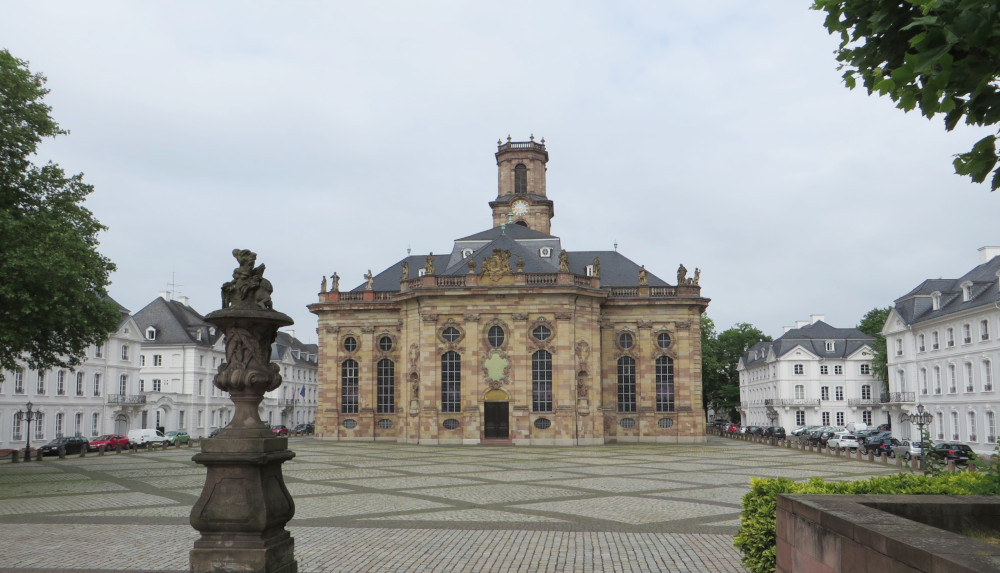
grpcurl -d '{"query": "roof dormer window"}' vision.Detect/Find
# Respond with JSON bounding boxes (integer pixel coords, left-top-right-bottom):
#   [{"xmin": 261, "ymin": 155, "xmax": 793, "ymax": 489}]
[
  {"xmin": 145, "ymin": 327, "xmax": 157, "ymax": 341},
  {"xmin": 962, "ymin": 281, "xmax": 974, "ymax": 302},
  {"xmin": 931, "ymin": 291, "xmax": 941, "ymax": 310},
  {"xmin": 418, "ymin": 268, "xmax": 427, "ymax": 277},
  {"xmin": 586, "ymin": 264, "xmax": 594, "ymax": 277},
  {"xmin": 825, "ymin": 341, "xmax": 835, "ymax": 352},
  {"xmin": 462, "ymin": 248, "xmax": 473, "ymax": 259},
  {"xmin": 539, "ymin": 247, "xmax": 552, "ymax": 257}
]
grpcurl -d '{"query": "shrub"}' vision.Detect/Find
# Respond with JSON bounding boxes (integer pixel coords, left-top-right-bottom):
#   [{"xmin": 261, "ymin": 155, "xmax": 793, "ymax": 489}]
[{"xmin": 734, "ymin": 471, "xmax": 995, "ymax": 573}]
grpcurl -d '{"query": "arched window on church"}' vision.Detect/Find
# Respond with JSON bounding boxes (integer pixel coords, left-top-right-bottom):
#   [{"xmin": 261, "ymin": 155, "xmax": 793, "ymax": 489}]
[
  {"xmin": 532, "ymin": 350, "xmax": 552, "ymax": 412},
  {"xmin": 341, "ymin": 359, "xmax": 358, "ymax": 414},
  {"xmin": 377, "ymin": 359, "xmax": 395, "ymax": 414},
  {"xmin": 441, "ymin": 351, "xmax": 461, "ymax": 413},
  {"xmin": 655, "ymin": 356, "xmax": 674, "ymax": 412},
  {"xmin": 514, "ymin": 164, "xmax": 527, "ymax": 194},
  {"xmin": 617, "ymin": 356, "xmax": 636, "ymax": 413}
]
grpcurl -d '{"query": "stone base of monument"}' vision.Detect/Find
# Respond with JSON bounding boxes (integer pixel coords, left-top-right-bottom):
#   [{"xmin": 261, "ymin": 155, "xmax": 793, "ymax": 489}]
[{"xmin": 190, "ymin": 430, "xmax": 296, "ymax": 573}]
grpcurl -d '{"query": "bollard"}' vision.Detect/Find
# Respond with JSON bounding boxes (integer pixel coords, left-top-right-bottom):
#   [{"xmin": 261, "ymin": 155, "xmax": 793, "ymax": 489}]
[
  {"xmin": 58, "ymin": 446, "xmax": 66, "ymax": 459},
  {"xmin": 79, "ymin": 446, "xmax": 86, "ymax": 457},
  {"xmin": 947, "ymin": 460, "xmax": 956, "ymax": 472},
  {"xmin": 116, "ymin": 444, "xmax": 122, "ymax": 455},
  {"xmin": 187, "ymin": 440, "xmax": 194, "ymax": 448},
  {"xmin": 881, "ymin": 452, "xmax": 888, "ymax": 464},
  {"xmin": 10, "ymin": 450, "xmax": 18, "ymax": 463},
  {"xmin": 99, "ymin": 445, "xmax": 105, "ymax": 456},
  {"xmin": 35, "ymin": 450, "xmax": 42, "ymax": 461}
]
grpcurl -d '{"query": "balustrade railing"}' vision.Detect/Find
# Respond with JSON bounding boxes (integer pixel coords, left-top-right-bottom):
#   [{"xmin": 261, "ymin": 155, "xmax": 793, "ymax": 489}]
[
  {"xmin": 107, "ymin": 394, "xmax": 147, "ymax": 405},
  {"xmin": 879, "ymin": 392, "xmax": 915, "ymax": 404}
]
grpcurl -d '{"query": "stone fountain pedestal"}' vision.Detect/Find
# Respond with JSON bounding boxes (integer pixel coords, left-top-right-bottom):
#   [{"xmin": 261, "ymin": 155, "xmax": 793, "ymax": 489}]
[{"xmin": 189, "ymin": 296, "xmax": 297, "ymax": 573}]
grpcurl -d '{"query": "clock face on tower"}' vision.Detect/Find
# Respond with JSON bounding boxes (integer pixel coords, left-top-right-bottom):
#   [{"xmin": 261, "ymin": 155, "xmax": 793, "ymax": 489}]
[{"xmin": 511, "ymin": 200, "xmax": 529, "ymax": 216}]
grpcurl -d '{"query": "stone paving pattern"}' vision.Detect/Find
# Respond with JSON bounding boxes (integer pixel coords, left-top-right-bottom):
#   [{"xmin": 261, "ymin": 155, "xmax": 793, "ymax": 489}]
[{"xmin": 0, "ymin": 436, "xmax": 904, "ymax": 572}]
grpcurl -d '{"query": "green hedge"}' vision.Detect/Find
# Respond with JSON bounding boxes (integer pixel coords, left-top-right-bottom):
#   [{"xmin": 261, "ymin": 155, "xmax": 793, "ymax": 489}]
[{"xmin": 733, "ymin": 471, "xmax": 999, "ymax": 573}]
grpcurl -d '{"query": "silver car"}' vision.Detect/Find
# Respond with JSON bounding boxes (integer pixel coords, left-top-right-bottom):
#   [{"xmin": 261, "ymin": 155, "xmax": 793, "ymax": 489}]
[{"xmin": 891, "ymin": 440, "xmax": 924, "ymax": 460}]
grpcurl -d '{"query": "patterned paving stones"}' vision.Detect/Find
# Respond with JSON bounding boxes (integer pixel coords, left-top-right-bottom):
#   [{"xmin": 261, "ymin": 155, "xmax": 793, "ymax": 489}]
[{"xmin": 0, "ymin": 436, "xmax": 907, "ymax": 572}]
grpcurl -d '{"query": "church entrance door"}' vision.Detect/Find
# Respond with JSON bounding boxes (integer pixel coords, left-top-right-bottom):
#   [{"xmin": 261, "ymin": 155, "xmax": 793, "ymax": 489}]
[{"xmin": 483, "ymin": 402, "xmax": 509, "ymax": 439}]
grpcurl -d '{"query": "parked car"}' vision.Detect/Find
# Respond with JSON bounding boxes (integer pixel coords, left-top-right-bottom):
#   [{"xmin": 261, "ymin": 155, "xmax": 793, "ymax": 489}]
[
  {"xmin": 930, "ymin": 442, "xmax": 975, "ymax": 466},
  {"xmin": 88, "ymin": 434, "xmax": 129, "ymax": 451},
  {"xmin": 763, "ymin": 426, "xmax": 786, "ymax": 439},
  {"xmin": 39, "ymin": 436, "xmax": 89, "ymax": 456},
  {"xmin": 863, "ymin": 437, "xmax": 901, "ymax": 457},
  {"xmin": 792, "ymin": 425, "xmax": 819, "ymax": 437},
  {"xmin": 165, "ymin": 430, "xmax": 191, "ymax": 446},
  {"xmin": 858, "ymin": 430, "xmax": 892, "ymax": 445},
  {"xmin": 207, "ymin": 427, "xmax": 222, "ymax": 438},
  {"xmin": 891, "ymin": 440, "xmax": 925, "ymax": 460},
  {"xmin": 128, "ymin": 428, "xmax": 168, "ymax": 447},
  {"xmin": 827, "ymin": 433, "xmax": 860, "ymax": 450},
  {"xmin": 292, "ymin": 423, "xmax": 314, "ymax": 434},
  {"xmin": 876, "ymin": 423, "xmax": 892, "ymax": 431},
  {"xmin": 270, "ymin": 425, "xmax": 289, "ymax": 436}
]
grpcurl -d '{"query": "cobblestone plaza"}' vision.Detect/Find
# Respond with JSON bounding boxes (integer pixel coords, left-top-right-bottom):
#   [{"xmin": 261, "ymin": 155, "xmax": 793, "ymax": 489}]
[{"xmin": 0, "ymin": 437, "xmax": 903, "ymax": 572}]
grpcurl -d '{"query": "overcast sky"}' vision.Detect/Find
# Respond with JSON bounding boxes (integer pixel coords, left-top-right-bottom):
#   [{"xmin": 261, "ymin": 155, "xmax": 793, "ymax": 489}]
[{"xmin": 4, "ymin": 2, "xmax": 997, "ymax": 344}]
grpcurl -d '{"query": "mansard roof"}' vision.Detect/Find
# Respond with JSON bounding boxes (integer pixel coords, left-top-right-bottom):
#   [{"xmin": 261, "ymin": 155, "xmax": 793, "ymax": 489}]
[
  {"xmin": 131, "ymin": 297, "xmax": 221, "ymax": 347},
  {"xmin": 740, "ymin": 321, "xmax": 873, "ymax": 367},
  {"xmin": 350, "ymin": 225, "xmax": 668, "ymax": 292},
  {"xmin": 272, "ymin": 331, "xmax": 318, "ymax": 364},
  {"xmin": 892, "ymin": 254, "xmax": 1000, "ymax": 326}
]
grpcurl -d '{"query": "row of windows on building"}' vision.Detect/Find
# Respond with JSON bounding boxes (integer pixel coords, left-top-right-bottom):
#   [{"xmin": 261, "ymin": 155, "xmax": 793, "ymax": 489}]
[
  {"xmin": 911, "ymin": 360, "xmax": 996, "ymax": 394},
  {"xmin": 791, "ymin": 409, "xmax": 999, "ymax": 443},
  {"xmin": 9, "ymin": 411, "xmax": 102, "ymax": 440},
  {"xmin": 338, "ymin": 352, "xmax": 677, "ymax": 415},
  {"xmin": 790, "ymin": 384, "xmax": 875, "ymax": 401},
  {"xmin": 4, "ymin": 370, "xmax": 104, "ymax": 397},
  {"xmin": 340, "ymin": 328, "xmax": 671, "ymax": 355},
  {"xmin": 791, "ymin": 364, "xmax": 871, "ymax": 376},
  {"xmin": 899, "ymin": 321, "xmax": 993, "ymax": 356}
]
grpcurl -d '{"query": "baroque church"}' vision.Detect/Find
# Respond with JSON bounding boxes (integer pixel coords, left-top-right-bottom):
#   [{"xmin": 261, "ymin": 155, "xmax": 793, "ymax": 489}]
[{"xmin": 309, "ymin": 138, "xmax": 710, "ymax": 445}]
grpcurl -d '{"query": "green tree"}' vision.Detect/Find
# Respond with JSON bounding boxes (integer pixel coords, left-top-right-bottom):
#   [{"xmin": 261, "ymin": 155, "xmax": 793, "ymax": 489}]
[
  {"xmin": 702, "ymin": 315, "xmax": 771, "ymax": 422},
  {"xmin": 857, "ymin": 306, "xmax": 891, "ymax": 393},
  {"xmin": 812, "ymin": 0, "xmax": 1000, "ymax": 189},
  {"xmin": 0, "ymin": 49, "xmax": 119, "ymax": 380}
]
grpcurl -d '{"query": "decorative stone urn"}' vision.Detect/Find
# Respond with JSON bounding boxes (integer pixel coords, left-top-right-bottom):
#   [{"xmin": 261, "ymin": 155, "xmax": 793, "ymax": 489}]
[{"xmin": 190, "ymin": 249, "xmax": 297, "ymax": 573}]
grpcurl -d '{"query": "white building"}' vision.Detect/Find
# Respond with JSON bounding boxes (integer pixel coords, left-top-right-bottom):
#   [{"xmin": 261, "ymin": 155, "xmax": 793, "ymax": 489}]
[
  {"xmin": 268, "ymin": 331, "xmax": 318, "ymax": 429},
  {"xmin": 738, "ymin": 315, "xmax": 881, "ymax": 430},
  {"xmin": 1, "ymin": 300, "xmax": 144, "ymax": 450},
  {"xmin": 883, "ymin": 246, "xmax": 1000, "ymax": 456}
]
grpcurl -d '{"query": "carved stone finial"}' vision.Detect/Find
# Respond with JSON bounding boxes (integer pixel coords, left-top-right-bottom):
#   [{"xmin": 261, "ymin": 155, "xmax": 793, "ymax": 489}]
[
  {"xmin": 401, "ymin": 261, "xmax": 409, "ymax": 281},
  {"xmin": 364, "ymin": 269, "xmax": 374, "ymax": 290},
  {"xmin": 530, "ymin": 134, "xmax": 534, "ymax": 141},
  {"xmin": 559, "ymin": 250, "xmax": 569, "ymax": 272},
  {"xmin": 331, "ymin": 272, "xmax": 339, "ymax": 292},
  {"xmin": 592, "ymin": 256, "xmax": 600, "ymax": 278},
  {"xmin": 468, "ymin": 257, "xmax": 476, "ymax": 274},
  {"xmin": 425, "ymin": 253, "xmax": 435, "ymax": 275},
  {"xmin": 677, "ymin": 263, "xmax": 688, "ymax": 285},
  {"xmin": 507, "ymin": 135, "xmax": 512, "ymax": 142},
  {"xmin": 694, "ymin": 268, "xmax": 701, "ymax": 285},
  {"xmin": 638, "ymin": 265, "xmax": 648, "ymax": 286},
  {"xmin": 516, "ymin": 256, "xmax": 525, "ymax": 272},
  {"xmin": 320, "ymin": 275, "xmax": 327, "ymax": 293},
  {"xmin": 220, "ymin": 249, "xmax": 273, "ymax": 310}
]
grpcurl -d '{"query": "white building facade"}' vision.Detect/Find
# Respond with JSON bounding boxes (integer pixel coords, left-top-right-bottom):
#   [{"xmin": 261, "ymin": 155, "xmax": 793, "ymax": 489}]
[
  {"xmin": 883, "ymin": 246, "xmax": 1000, "ymax": 456},
  {"xmin": 1, "ymin": 302, "xmax": 144, "ymax": 450},
  {"xmin": 738, "ymin": 316, "xmax": 882, "ymax": 430}
]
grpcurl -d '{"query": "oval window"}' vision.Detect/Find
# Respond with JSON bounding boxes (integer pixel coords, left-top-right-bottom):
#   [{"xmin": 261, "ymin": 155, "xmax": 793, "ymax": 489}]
[
  {"xmin": 377, "ymin": 419, "xmax": 393, "ymax": 429},
  {"xmin": 618, "ymin": 332, "xmax": 634, "ymax": 349},
  {"xmin": 344, "ymin": 337, "xmax": 358, "ymax": 352},
  {"xmin": 657, "ymin": 418, "xmax": 674, "ymax": 429},
  {"xmin": 657, "ymin": 332, "xmax": 671, "ymax": 349},
  {"xmin": 343, "ymin": 419, "xmax": 358, "ymax": 429},
  {"xmin": 619, "ymin": 417, "xmax": 636, "ymax": 429},
  {"xmin": 378, "ymin": 336, "xmax": 393, "ymax": 352},
  {"xmin": 442, "ymin": 327, "xmax": 461, "ymax": 343},
  {"xmin": 533, "ymin": 418, "xmax": 552, "ymax": 430},
  {"xmin": 488, "ymin": 325, "xmax": 505, "ymax": 348},
  {"xmin": 532, "ymin": 325, "xmax": 551, "ymax": 342},
  {"xmin": 442, "ymin": 418, "xmax": 460, "ymax": 430}
]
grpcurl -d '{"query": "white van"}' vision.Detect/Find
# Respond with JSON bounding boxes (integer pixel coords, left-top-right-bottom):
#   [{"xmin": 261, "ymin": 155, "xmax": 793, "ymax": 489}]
[
  {"xmin": 846, "ymin": 422, "xmax": 868, "ymax": 434},
  {"xmin": 128, "ymin": 428, "xmax": 167, "ymax": 447}
]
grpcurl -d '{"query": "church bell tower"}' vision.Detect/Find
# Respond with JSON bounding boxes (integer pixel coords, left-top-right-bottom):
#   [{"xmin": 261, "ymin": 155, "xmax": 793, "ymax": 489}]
[{"xmin": 490, "ymin": 135, "xmax": 553, "ymax": 234}]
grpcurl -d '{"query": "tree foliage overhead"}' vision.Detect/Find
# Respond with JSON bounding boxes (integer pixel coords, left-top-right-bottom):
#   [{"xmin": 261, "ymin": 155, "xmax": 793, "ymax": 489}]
[
  {"xmin": 702, "ymin": 316, "xmax": 771, "ymax": 423},
  {"xmin": 812, "ymin": 0, "xmax": 1000, "ymax": 190},
  {"xmin": 857, "ymin": 306, "xmax": 892, "ymax": 392},
  {"xmin": 0, "ymin": 49, "xmax": 119, "ymax": 379}
]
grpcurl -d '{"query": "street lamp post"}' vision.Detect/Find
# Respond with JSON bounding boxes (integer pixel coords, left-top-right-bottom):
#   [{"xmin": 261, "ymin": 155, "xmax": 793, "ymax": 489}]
[
  {"xmin": 16, "ymin": 401, "xmax": 41, "ymax": 462},
  {"xmin": 766, "ymin": 408, "xmax": 778, "ymax": 445},
  {"xmin": 903, "ymin": 403, "xmax": 934, "ymax": 470}
]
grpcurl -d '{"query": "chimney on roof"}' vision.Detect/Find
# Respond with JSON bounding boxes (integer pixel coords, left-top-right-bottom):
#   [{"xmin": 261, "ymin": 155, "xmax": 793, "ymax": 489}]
[
  {"xmin": 979, "ymin": 246, "xmax": 1000, "ymax": 264},
  {"xmin": 177, "ymin": 296, "xmax": 189, "ymax": 306},
  {"xmin": 796, "ymin": 320, "xmax": 808, "ymax": 328},
  {"xmin": 810, "ymin": 314, "xmax": 825, "ymax": 324},
  {"xmin": 159, "ymin": 291, "xmax": 171, "ymax": 301}
]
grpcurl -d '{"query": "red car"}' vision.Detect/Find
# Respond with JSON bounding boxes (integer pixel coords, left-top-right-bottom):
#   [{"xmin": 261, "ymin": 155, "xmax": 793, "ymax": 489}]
[
  {"xmin": 270, "ymin": 425, "xmax": 289, "ymax": 436},
  {"xmin": 88, "ymin": 434, "xmax": 130, "ymax": 451}
]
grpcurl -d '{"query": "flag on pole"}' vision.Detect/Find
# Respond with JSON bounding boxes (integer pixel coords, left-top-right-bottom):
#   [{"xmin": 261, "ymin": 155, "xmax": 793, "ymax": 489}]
[{"xmin": 299, "ymin": 386, "xmax": 305, "ymax": 398}]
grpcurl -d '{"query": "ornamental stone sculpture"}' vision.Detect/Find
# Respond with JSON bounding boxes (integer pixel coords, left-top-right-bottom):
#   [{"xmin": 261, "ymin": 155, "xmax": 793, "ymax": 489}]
[{"xmin": 191, "ymin": 249, "xmax": 297, "ymax": 573}]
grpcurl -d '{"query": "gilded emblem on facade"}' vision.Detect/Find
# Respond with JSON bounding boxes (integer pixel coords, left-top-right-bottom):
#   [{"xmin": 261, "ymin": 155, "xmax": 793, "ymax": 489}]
[
  {"xmin": 483, "ymin": 350, "xmax": 509, "ymax": 385},
  {"xmin": 480, "ymin": 249, "xmax": 512, "ymax": 281}
]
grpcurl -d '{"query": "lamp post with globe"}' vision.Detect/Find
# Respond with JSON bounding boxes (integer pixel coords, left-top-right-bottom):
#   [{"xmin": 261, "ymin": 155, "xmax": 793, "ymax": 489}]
[
  {"xmin": 16, "ymin": 401, "xmax": 41, "ymax": 462},
  {"xmin": 903, "ymin": 403, "xmax": 934, "ymax": 470}
]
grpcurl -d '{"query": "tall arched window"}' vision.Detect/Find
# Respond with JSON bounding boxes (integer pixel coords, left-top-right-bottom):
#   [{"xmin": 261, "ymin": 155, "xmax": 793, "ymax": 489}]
[
  {"xmin": 514, "ymin": 164, "xmax": 527, "ymax": 194},
  {"xmin": 441, "ymin": 351, "xmax": 461, "ymax": 413},
  {"xmin": 617, "ymin": 356, "xmax": 636, "ymax": 413},
  {"xmin": 532, "ymin": 350, "xmax": 552, "ymax": 412},
  {"xmin": 655, "ymin": 356, "xmax": 674, "ymax": 412},
  {"xmin": 377, "ymin": 359, "xmax": 395, "ymax": 414},
  {"xmin": 119, "ymin": 374, "xmax": 128, "ymax": 395},
  {"xmin": 341, "ymin": 359, "xmax": 359, "ymax": 414}
]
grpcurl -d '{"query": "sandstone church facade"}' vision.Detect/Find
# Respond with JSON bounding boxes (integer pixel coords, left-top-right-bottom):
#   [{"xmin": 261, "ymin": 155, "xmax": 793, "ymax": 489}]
[{"xmin": 309, "ymin": 138, "xmax": 709, "ymax": 445}]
